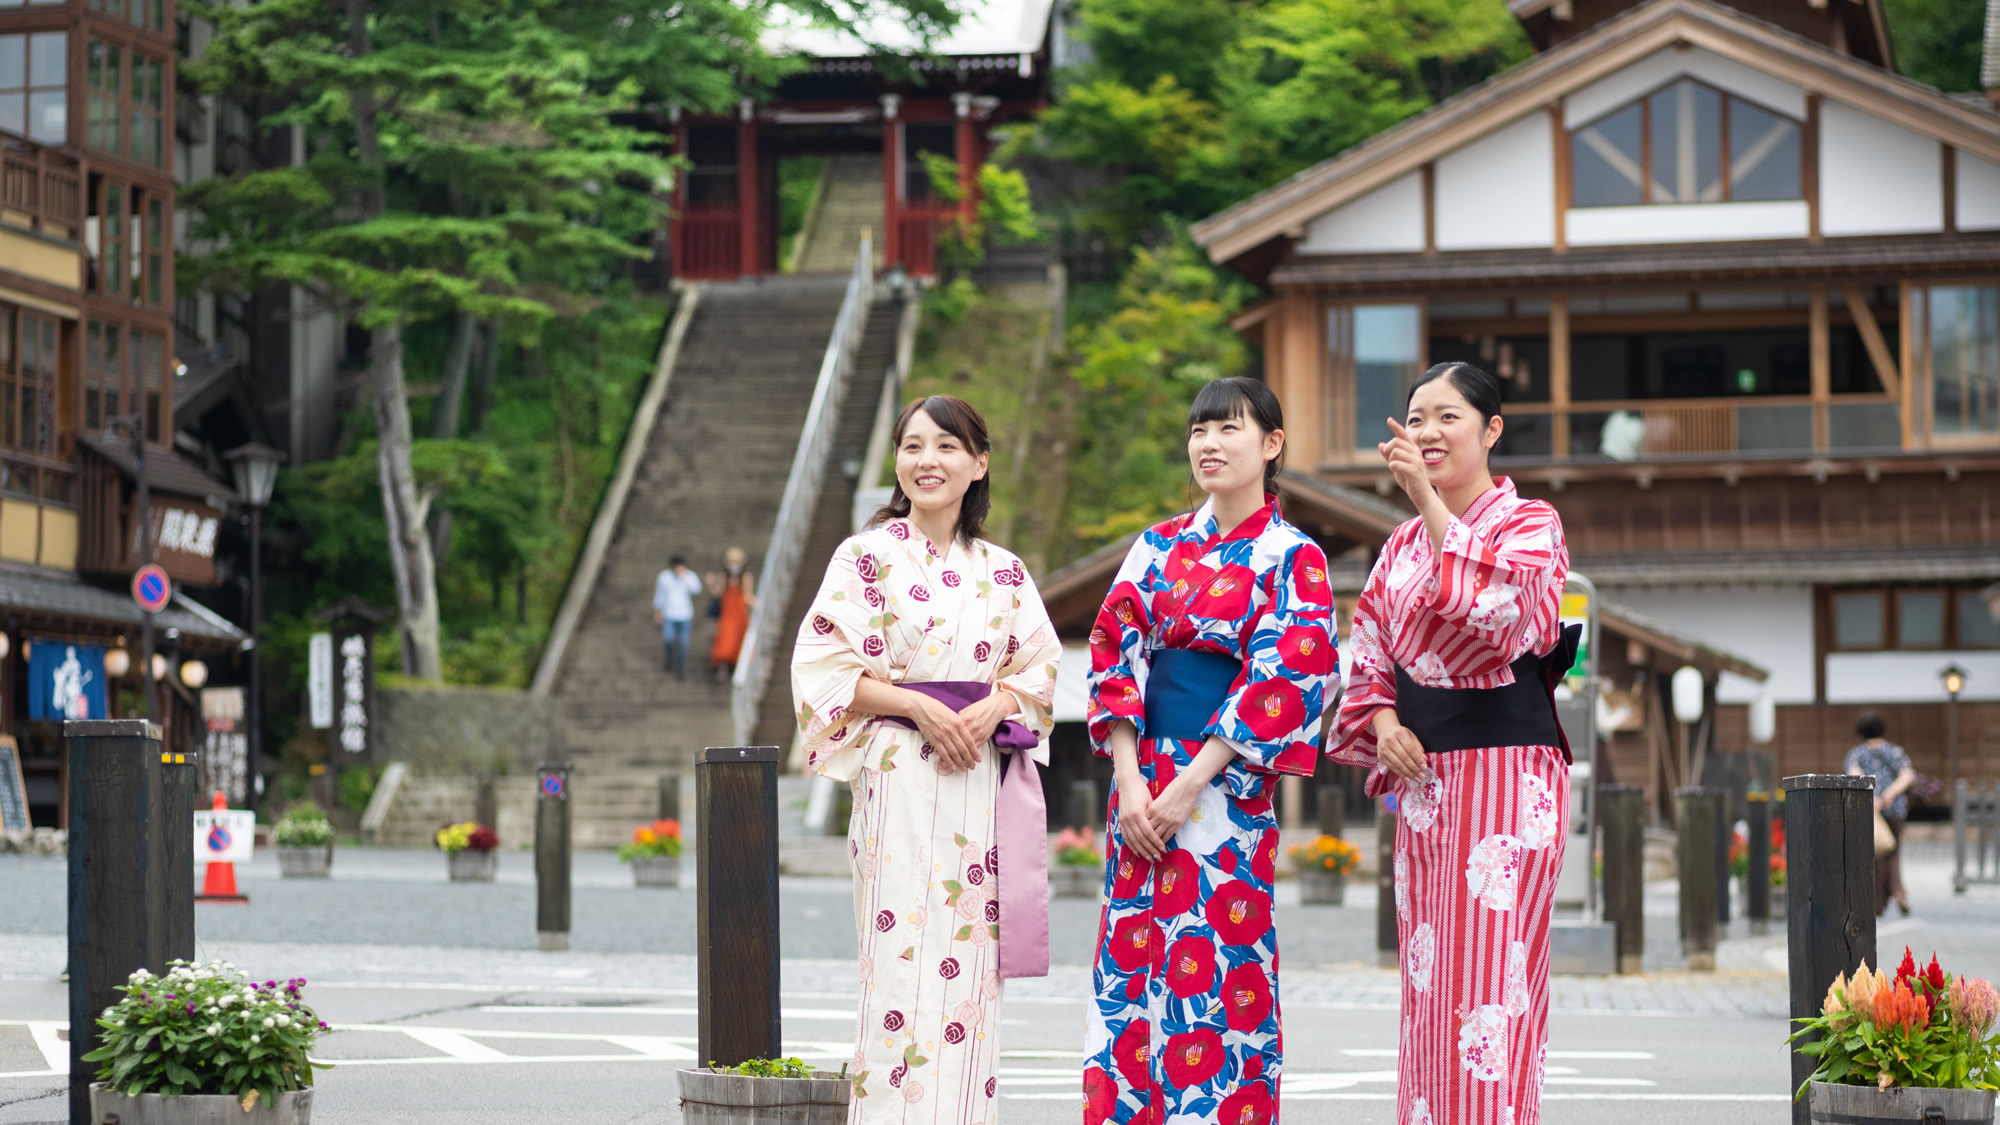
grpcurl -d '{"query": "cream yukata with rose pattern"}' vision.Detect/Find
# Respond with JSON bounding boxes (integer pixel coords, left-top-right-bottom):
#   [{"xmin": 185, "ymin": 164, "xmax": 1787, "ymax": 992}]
[{"xmin": 792, "ymin": 517, "xmax": 1062, "ymax": 1125}]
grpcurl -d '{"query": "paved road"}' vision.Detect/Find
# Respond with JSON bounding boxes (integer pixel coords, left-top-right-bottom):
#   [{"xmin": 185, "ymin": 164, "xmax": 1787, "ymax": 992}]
[{"xmin": 2, "ymin": 840, "xmax": 1993, "ymax": 1124}]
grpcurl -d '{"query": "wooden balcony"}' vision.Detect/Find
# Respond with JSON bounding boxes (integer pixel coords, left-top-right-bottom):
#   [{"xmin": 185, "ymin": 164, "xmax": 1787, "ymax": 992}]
[{"xmin": 0, "ymin": 132, "xmax": 83, "ymax": 240}]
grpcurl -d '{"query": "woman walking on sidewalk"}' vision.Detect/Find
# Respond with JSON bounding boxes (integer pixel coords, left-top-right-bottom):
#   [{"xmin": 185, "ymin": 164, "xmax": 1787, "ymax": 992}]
[
  {"xmin": 1330, "ymin": 361, "xmax": 1575, "ymax": 1125},
  {"xmin": 792, "ymin": 395, "xmax": 1061, "ymax": 1124},
  {"xmin": 1082, "ymin": 377, "xmax": 1336, "ymax": 1125},
  {"xmin": 1845, "ymin": 714, "xmax": 1916, "ymax": 916}
]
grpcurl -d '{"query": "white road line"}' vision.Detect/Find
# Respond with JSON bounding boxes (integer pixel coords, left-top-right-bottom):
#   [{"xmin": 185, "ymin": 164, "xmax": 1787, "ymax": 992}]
[
  {"xmin": 27, "ymin": 1022, "xmax": 67, "ymax": 1072},
  {"xmin": 394, "ymin": 1028, "xmax": 511, "ymax": 1061}
]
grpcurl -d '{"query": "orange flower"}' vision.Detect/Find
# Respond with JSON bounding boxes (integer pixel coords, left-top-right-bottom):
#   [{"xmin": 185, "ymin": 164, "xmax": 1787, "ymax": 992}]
[
  {"xmin": 634, "ymin": 826, "xmax": 657, "ymax": 845},
  {"xmin": 652, "ymin": 819, "xmax": 682, "ymax": 841},
  {"xmin": 1872, "ymin": 979, "xmax": 1933, "ymax": 1037},
  {"xmin": 1846, "ymin": 960, "xmax": 1884, "ymax": 1016},
  {"xmin": 1823, "ymin": 972, "xmax": 1851, "ymax": 1029}
]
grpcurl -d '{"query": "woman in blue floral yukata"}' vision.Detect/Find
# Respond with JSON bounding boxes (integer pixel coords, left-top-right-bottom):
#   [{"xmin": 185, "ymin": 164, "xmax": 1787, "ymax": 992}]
[{"xmin": 1081, "ymin": 377, "xmax": 1337, "ymax": 1125}]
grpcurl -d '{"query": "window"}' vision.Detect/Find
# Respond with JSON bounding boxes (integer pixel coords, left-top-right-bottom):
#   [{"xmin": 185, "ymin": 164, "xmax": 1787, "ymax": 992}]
[
  {"xmin": 0, "ymin": 303, "xmax": 59, "ymax": 457},
  {"xmin": 87, "ymin": 177, "xmax": 167, "ymax": 305},
  {"xmin": 1570, "ymin": 79, "xmax": 1800, "ymax": 207},
  {"xmin": 87, "ymin": 37, "xmax": 167, "ymax": 166},
  {"xmin": 88, "ymin": 0, "xmax": 166, "ymax": 33},
  {"xmin": 0, "ymin": 32, "xmax": 68, "ymax": 144},
  {"xmin": 1828, "ymin": 586, "xmax": 2000, "ymax": 651},
  {"xmin": 681, "ymin": 125, "xmax": 736, "ymax": 208},
  {"xmin": 1328, "ymin": 303, "xmax": 1424, "ymax": 453},
  {"xmin": 85, "ymin": 321, "xmax": 123, "ymax": 434},
  {"xmin": 902, "ymin": 123, "xmax": 955, "ymax": 204},
  {"xmin": 1908, "ymin": 285, "xmax": 1999, "ymax": 441}
]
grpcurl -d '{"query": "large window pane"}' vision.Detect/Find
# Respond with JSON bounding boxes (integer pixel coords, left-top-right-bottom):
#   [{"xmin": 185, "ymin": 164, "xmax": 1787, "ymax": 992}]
[
  {"xmin": 1648, "ymin": 80, "xmax": 1722, "ymax": 203},
  {"xmin": 1897, "ymin": 591, "xmax": 1945, "ymax": 648},
  {"xmin": 1350, "ymin": 304, "xmax": 1423, "ymax": 450},
  {"xmin": 1959, "ymin": 591, "xmax": 2000, "ymax": 647},
  {"xmin": 1571, "ymin": 102, "xmax": 1643, "ymax": 207},
  {"xmin": 1833, "ymin": 592, "xmax": 1885, "ymax": 650},
  {"xmin": 1729, "ymin": 98, "xmax": 1801, "ymax": 201},
  {"xmin": 1928, "ymin": 285, "xmax": 1999, "ymax": 437}
]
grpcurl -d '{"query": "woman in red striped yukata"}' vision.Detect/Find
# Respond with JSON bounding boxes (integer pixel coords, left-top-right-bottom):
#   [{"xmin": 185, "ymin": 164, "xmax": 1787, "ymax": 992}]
[{"xmin": 1330, "ymin": 361, "xmax": 1576, "ymax": 1125}]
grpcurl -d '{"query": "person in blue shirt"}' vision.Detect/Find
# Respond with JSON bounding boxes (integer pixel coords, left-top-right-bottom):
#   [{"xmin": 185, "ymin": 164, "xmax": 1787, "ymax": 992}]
[
  {"xmin": 653, "ymin": 556, "xmax": 704, "ymax": 679},
  {"xmin": 1844, "ymin": 714, "xmax": 1916, "ymax": 916}
]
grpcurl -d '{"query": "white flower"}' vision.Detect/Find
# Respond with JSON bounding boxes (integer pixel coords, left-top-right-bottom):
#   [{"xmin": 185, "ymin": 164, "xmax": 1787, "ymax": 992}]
[
  {"xmin": 103, "ymin": 1007, "xmax": 117, "ymax": 1019},
  {"xmin": 275, "ymin": 1014, "xmax": 291, "ymax": 1028},
  {"xmin": 207, "ymin": 1023, "xmax": 222, "ymax": 1036},
  {"xmin": 130, "ymin": 968, "xmax": 153, "ymax": 982},
  {"xmin": 219, "ymin": 995, "xmax": 236, "ymax": 1008},
  {"xmin": 263, "ymin": 1017, "xmax": 276, "ymax": 1028},
  {"xmin": 250, "ymin": 1034, "xmax": 260, "ymax": 1044}
]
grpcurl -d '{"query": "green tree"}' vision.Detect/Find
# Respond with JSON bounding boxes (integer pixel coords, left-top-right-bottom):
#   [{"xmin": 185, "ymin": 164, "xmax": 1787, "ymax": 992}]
[{"xmin": 1882, "ymin": 0, "xmax": 1985, "ymax": 92}]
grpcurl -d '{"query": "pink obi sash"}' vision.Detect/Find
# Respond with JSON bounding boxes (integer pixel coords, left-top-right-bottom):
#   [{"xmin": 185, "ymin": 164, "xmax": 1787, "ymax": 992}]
[{"xmin": 883, "ymin": 681, "xmax": 1050, "ymax": 980}]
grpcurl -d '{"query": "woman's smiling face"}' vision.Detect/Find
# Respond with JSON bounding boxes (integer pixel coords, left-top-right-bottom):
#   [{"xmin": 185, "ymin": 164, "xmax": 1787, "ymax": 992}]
[
  {"xmin": 1187, "ymin": 407, "xmax": 1281, "ymax": 497},
  {"xmin": 895, "ymin": 407, "xmax": 987, "ymax": 516},
  {"xmin": 1403, "ymin": 376, "xmax": 1501, "ymax": 490}
]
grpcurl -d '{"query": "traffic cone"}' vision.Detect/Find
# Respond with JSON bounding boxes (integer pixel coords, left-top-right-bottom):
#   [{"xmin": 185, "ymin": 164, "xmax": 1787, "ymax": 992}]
[{"xmin": 197, "ymin": 790, "xmax": 249, "ymax": 904}]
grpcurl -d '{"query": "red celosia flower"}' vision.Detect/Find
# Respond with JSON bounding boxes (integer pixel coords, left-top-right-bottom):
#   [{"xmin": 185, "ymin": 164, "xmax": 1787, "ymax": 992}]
[
  {"xmin": 1922, "ymin": 953, "xmax": 1947, "ymax": 995},
  {"xmin": 1895, "ymin": 947, "xmax": 1919, "ymax": 989}
]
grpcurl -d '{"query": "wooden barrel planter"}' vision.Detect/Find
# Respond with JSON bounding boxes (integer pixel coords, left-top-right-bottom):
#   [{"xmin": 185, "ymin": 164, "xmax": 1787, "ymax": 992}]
[
  {"xmin": 277, "ymin": 846, "xmax": 332, "ymax": 879},
  {"xmin": 447, "ymin": 850, "xmax": 497, "ymax": 882},
  {"xmin": 676, "ymin": 1068, "xmax": 848, "ymax": 1125},
  {"xmin": 1298, "ymin": 868, "xmax": 1347, "ymax": 905},
  {"xmin": 91, "ymin": 1083, "xmax": 314, "ymax": 1124},
  {"xmin": 1808, "ymin": 1082, "xmax": 1996, "ymax": 1123},
  {"xmin": 631, "ymin": 856, "xmax": 681, "ymax": 888},
  {"xmin": 1050, "ymin": 864, "xmax": 1100, "ymax": 899}
]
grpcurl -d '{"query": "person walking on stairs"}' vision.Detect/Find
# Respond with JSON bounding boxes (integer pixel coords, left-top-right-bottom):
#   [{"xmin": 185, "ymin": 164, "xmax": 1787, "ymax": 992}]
[
  {"xmin": 707, "ymin": 546, "xmax": 756, "ymax": 682},
  {"xmin": 653, "ymin": 555, "xmax": 702, "ymax": 678}
]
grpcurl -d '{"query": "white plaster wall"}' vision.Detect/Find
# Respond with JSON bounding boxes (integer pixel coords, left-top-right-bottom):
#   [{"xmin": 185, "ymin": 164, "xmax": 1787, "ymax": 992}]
[
  {"xmin": 1597, "ymin": 585, "xmax": 1815, "ymax": 704},
  {"xmin": 1298, "ymin": 172, "xmax": 1425, "ymax": 254},
  {"xmin": 1053, "ymin": 643, "xmax": 1091, "ymax": 722},
  {"xmin": 1434, "ymin": 114, "xmax": 1554, "ymax": 250},
  {"xmin": 1567, "ymin": 200, "xmax": 1809, "ymax": 245},
  {"xmin": 1958, "ymin": 150, "xmax": 2000, "ymax": 232},
  {"xmin": 1564, "ymin": 46, "xmax": 1805, "ymax": 126},
  {"xmin": 1820, "ymin": 101, "xmax": 1944, "ymax": 236},
  {"xmin": 1826, "ymin": 652, "xmax": 2000, "ymax": 703}
]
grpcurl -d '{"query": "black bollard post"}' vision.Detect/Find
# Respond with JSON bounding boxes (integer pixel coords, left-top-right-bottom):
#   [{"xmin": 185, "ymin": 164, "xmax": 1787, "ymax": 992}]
[
  {"xmin": 475, "ymin": 771, "xmax": 497, "ymax": 833},
  {"xmin": 1318, "ymin": 783, "xmax": 1345, "ymax": 842},
  {"xmin": 1599, "ymin": 785, "xmax": 1645, "ymax": 975},
  {"xmin": 1068, "ymin": 779, "xmax": 1097, "ymax": 832},
  {"xmin": 1785, "ymin": 774, "xmax": 1875, "ymax": 1125},
  {"xmin": 1676, "ymin": 787, "xmax": 1720, "ymax": 972},
  {"xmin": 65, "ymin": 720, "xmax": 179, "ymax": 1125},
  {"xmin": 1746, "ymin": 792, "xmax": 1772, "ymax": 935},
  {"xmin": 659, "ymin": 772, "xmax": 682, "ymax": 823},
  {"xmin": 536, "ymin": 763, "xmax": 572, "ymax": 952},
  {"xmin": 695, "ymin": 746, "xmax": 782, "ymax": 1067},
  {"xmin": 1376, "ymin": 801, "xmax": 1398, "ymax": 969},
  {"xmin": 159, "ymin": 747, "xmax": 197, "ymax": 962},
  {"xmin": 1716, "ymin": 802, "xmax": 1732, "ymax": 927}
]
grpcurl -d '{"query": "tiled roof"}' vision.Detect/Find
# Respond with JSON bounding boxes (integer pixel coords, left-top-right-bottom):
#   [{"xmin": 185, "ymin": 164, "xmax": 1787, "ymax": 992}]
[
  {"xmin": 77, "ymin": 435, "xmax": 237, "ymax": 504},
  {"xmin": 0, "ymin": 565, "xmax": 246, "ymax": 644}
]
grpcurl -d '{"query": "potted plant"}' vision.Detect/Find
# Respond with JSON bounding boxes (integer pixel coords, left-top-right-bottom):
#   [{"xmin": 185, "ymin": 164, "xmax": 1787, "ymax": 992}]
[
  {"xmin": 677, "ymin": 1057, "xmax": 848, "ymax": 1125},
  {"xmin": 1789, "ymin": 946, "xmax": 2000, "ymax": 1124},
  {"xmin": 1050, "ymin": 827, "xmax": 1103, "ymax": 898},
  {"xmin": 83, "ymin": 959, "xmax": 331, "ymax": 1124},
  {"xmin": 1288, "ymin": 835, "xmax": 1361, "ymax": 905},
  {"xmin": 619, "ymin": 819, "xmax": 684, "ymax": 887},
  {"xmin": 274, "ymin": 803, "xmax": 333, "ymax": 879},
  {"xmin": 436, "ymin": 821, "xmax": 499, "ymax": 882}
]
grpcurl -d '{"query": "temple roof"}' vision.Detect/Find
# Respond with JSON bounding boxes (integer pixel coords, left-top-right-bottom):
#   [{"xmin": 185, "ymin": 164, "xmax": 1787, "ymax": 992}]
[{"xmin": 763, "ymin": 0, "xmax": 1055, "ymax": 62}]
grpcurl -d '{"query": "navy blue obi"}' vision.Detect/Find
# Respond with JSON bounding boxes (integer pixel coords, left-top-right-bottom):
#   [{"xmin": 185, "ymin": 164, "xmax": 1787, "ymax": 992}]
[{"xmin": 1143, "ymin": 647, "xmax": 1243, "ymax": 742}]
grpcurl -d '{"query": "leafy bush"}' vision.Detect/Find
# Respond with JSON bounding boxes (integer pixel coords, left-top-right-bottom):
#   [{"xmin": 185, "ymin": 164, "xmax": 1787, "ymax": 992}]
[
  {"xmin": 272, "ymin": 804, "xmax": 332, "ymax": 849},
  {"xmin": 82, "ymin": 960, "xmax": 330, "ymax": 1105},
  {"xmin": 706, "ymin": 1057, "xmax": 838, "ymax": 1079},
  {"xmin": 1054, "ymin": 827, "xmax": 1102, "ymax": 867},
  {"xmin": 1789, "ymin": 947, "xmax": 2000, "ymax": 1094},
  {"xmin": 335, "ymin": 766, "xmax": 379, "ymax": 816}
]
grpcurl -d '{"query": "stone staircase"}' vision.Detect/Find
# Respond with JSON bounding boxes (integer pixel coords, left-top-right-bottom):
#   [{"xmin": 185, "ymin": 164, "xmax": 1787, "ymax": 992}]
[{"xmin": 793, "ymin": 154, "xmax": 885, "ymax": 275}]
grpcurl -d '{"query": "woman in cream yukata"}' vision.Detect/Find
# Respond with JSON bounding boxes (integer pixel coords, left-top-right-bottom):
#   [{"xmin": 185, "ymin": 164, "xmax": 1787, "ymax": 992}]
[{"xmin": 793, "ymin": 394, "xmax": 1062, "ymax": 1125}]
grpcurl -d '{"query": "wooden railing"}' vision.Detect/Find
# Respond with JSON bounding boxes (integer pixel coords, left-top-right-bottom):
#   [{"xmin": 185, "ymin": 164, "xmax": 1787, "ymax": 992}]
[
  {"xmin": 1640, "ymin": 403, "xmax": 1737, "ymax": 455},
  {"xmin": 0, "ymin": 132, "xmax": 83, "ymax": 235}
]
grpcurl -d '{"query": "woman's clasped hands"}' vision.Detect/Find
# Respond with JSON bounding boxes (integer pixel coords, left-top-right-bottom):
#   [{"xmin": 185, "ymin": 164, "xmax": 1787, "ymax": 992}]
[{"xmin": 905, "ymin": 690, "xmax": 1008, "ymax": 776}]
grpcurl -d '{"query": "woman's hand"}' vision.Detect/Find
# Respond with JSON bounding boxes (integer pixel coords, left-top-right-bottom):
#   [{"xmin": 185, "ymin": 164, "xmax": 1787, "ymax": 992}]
[
  {"xmin": 1146, "ymin": 775, "xmax": 1202, "ymax": 844},
  {"xmin": 1377, "ymin": 419, "xmax": 1436, "ymax": 508},
  {"xmin": 1374, "ymin": 711, "xmax": 1427, "ymax": 781},
  {"xmin": 957, "ymin": 695, "xmax": 1011, "ymax": 751},
  {"xmin": 907, "ymin": 691, "xmax": 982, "ymax": 775},
  {"xmin": 1115, "ymin": 773, "xmax": 1169, "ymax": 862}
]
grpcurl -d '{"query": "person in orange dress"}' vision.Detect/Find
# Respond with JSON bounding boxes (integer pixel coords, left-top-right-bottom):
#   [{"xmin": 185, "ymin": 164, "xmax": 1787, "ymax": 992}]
[{"xmin": 708, "ymin": 545, "xmax": 756, "ymax": 681}]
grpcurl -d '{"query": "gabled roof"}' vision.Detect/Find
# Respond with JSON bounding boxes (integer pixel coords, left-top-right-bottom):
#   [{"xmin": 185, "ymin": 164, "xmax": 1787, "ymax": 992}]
[
  {"xmin": 1191, "ymin": 0, "xmax": 2000, "ymax": 266},
  {"xmin": 764, "ymin": 0, "xmax": 1054, "ymax": 62}
]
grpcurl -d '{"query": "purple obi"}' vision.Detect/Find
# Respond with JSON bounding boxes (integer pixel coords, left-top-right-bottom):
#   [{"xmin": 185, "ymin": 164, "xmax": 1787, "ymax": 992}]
[{"xmin": 883, "ymin": 681, "xmax": 1050, "ymax": 980}]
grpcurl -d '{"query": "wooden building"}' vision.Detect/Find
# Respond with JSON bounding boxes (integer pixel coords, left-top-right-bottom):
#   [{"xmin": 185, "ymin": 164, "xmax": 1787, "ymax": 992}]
[
  {"xmin": 1174, "ymin": 0, "xmax": 2000, "ymax": 812},
  {"xmin": 0, "ymin": 0, "xmax": 245, "ymax": 827}
]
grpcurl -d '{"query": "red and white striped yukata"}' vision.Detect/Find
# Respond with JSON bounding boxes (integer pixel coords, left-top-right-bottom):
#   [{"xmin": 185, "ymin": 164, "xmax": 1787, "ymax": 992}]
[{"xmin": 1330, "ymin": 477, "xmax": 1570, "ymax": 1125}]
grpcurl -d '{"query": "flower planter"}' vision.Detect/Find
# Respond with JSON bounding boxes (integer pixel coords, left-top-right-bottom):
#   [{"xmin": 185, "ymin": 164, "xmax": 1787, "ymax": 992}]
[
  {"xmin": 92, "ymin": 1083, "xmax": 314, "ymax": 1124},
  {"xmin": 446, "ymin": 849, "xmax": 496, "ymax": 882},
  {"xmin": 631, "ymin": 855, "xmax": 681, "ymax": 888},
  {"xmin": 1298, "ymin": 868, "xmax": 1348, "ymax": 905},
  {"xmin": 277, "ymin": 846, "xmax": 332, "ymax": 879},
  {"xmin": 676, "ymin": 1068, "xmax": 847, "ymax": 1125},
  {"xmin": 1050, "ymin": 863, "xmax": 1101, "ymax": 899},
  {"xmin": 1808, "ymin": 1081, "xmax": 1996, "ymax": 1124}
]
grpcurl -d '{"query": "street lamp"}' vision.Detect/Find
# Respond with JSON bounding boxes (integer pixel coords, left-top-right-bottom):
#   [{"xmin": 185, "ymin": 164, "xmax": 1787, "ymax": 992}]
[
  {"xmin": 1940, "ymin": 663, "xmax": 1967, "ymax": 790},
  {"xmin": 226, "ymin": 442, "xmax": 285, "ymax": 821}
]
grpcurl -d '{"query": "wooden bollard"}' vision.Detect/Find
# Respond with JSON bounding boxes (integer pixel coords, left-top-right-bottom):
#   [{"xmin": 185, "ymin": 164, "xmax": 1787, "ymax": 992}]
[
  {"xmin": 1715, "ymin": 800, "xmax": 1732, "ymax": 926},
  {"xmin": 1068, "ymin": 779, "xmax": 1098, "ymax": 832},
  {"xmin": 1599, "ymin": 785, "xmax": 1645, "ymax": 974},
  {"xmin": 1746, "ymin": 793, "xmax": 1772, "ymax": 935},
  {"xmin": 475, "ymin": 771, "xmax": 497, "ymax": 832},
  {"xmin": 1318, "ymin": 783, "xmax": 1345, "ymax": 842},
  {"xmin": 659, "ymin": 772, "xmax": 682, "ymax": 822},
  {"xmin": 1784, "ymin": 773, "xmax": 1875, "ymax": 1125},
  {"xmin": 1676, "ymin": 787, "xmax": 1720, "ymax": 971},
  {"xmin": 535, "ymin": 762, "xmax": 572, "ymax": 952},
  {"xmin": 696, "ymin": 746, "xmax": 782, "ymax": 1067},
  {"xmin": 1376, "ymin": 802, "xmax": 1398, "ymax": 969},
  {"xmin": 65, "ymin": 720, "xmax": 189, "ymax": 1125}
]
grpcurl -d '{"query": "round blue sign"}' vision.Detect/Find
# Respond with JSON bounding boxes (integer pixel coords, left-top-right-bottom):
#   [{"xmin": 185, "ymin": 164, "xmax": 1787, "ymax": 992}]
[
  {"xmin": 541, "ymin": 775, "xmax": 564, "ymax": 798},
  {"xmin": 132, "ymin": 564, "xmax": 172, "ymax": 613},
  {"xmin": 207, "ymin": 824, "xmax": 232, "ymax": 853}
]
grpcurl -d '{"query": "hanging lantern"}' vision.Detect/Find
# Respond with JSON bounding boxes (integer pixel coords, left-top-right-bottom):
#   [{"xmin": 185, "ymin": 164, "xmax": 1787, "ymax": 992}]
[
  {"xmin": 1671, "ymin": 666, "xmax": 1705, "ymax": 724},
  {"xmin": 105, "ymin": 647, "xmax": 131, "ymax": 677},
  {"xmin": 179, "ymin": 659, "xmax": 209, "ymax": 689}
]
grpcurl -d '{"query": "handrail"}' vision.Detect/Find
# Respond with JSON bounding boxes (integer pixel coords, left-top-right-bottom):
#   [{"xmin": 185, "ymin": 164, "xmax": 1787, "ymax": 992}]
[
  {"xmin": 851, "ymin": 291, "xmax": 921, "ymax": 535},
  {"xmin": 731, "ymin": 236, "xmax": 875, "ymax": 746}
]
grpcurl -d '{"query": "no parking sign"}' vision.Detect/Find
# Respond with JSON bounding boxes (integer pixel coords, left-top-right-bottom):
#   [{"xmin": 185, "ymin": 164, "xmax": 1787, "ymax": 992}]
[{"xmin": 193, "ymin": 808, "xmax": 255, "ymax": 864}]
